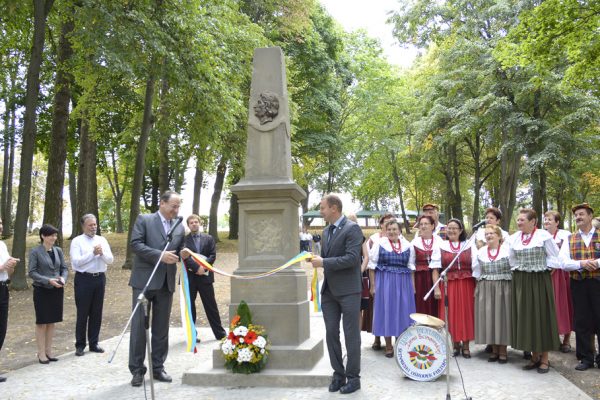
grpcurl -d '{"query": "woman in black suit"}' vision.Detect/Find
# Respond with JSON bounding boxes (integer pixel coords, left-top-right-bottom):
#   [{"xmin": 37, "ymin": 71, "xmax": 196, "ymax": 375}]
[{"xmin": 28, "ymin": 224, "xmax": 68, "ymax": 364}]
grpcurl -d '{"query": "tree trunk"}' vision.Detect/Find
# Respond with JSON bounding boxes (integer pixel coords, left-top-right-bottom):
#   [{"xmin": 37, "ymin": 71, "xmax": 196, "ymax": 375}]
[
  {"xmin": 68, "ymin": 156, "xmax": 77, "ymax": 236},
  {"xmin": 105, "ymin": 149, "xmax": 125, "ymax": 233},
  {"xmin": 228, "ymin": 172, "xmax": 241, "ymax": 240},
  {"xmin": 74, "ymin": 117, "xmax": 97, "ymax": 236},
  {"xmin": 192, "ymin": 157, "xmax": 203, "ymax": 215},
  {"xmin": 11, "ymin": 0, "xmax": 54, "ymax": 290},
  {"xmin": 389, "ymin": 151, "xmax": 411, "ymax": 235},
  {"xmin": 123, "ymin": 68, "xmax": 156, "ymax": 269},
  {"xmin": 228, "ymin": 193, "xmax": 239, "ymax": 240},
  {"xmin": 208, "ymin": 158, "xmax": 227, "ymax": 242},
  {"xmin": 157, "ymin": 76, "xmax": 170, "ymax": 194},
  {"xmin": 1, "ymin": 95, "xmax": 10, "ymax": 236},
  {"xmin": 42, "ymin": 10, "xmax": 74, "ymax": 246},
  {"xmin": 498, "ymin": 129, "xmax": 521, "ymax": 231},
  {"xmin": 450, "ymin": 143, "xmax": 463, "ymax": 221}
]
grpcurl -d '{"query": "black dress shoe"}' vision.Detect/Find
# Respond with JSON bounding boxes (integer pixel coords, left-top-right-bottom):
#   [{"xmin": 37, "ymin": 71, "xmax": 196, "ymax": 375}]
[
  {"xmin": 38, "ymin": 358, "xmax": 50, "ymax": 365},
  {"xmin": 75, "ymin": 348, "xmax": 84, "ymax": 357},
  {"xmin": 131, "ymin": 373, "xmax": 144, "ymax": 387},
  {"xmin": 46, "ymin": 354, "xmax": 59, "ymax": 362},
  {"xmin": 328, "ymin": 377, "xmax": 346, "ymax": 392},
  {"xmin": 0, "ymin": 375, "xmax": 7, "ymax": 382},
  {"xmin": 153, "ymin": 370, "xmax": 172, "ymax": 383},
  {"xmin": 575, "ymin": 362, "xmax": 593, "ymax": 371},
  {"xmin": 339, "ymin": 378, "xmax": 361, "ymax": 394},
  {"xmin": 89, "ymin": 346, "xmax": 104, "ymax": 353}
]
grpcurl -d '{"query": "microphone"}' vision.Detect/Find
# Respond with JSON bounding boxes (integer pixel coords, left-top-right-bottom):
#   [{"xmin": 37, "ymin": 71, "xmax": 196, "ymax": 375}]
[
  {"xmin": 166, "ymin": 216, "xmax": 183, "ymax": 238},
  {"xmin": 472, "ymin": 220, "xmax": 487, "ymax": 230}
]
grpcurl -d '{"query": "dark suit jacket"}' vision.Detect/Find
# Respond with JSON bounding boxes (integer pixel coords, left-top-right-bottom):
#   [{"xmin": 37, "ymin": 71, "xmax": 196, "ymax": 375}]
[
  {"xmin": 128, "ymin": 212, "xmax": 185, "ymax": 292},
  {"xmin": 320, "ymin": 216, "xmax": 363, "ymax": 297},
  {"xmin": 28, "ymin": 245, "xmax": 68, "ymax": 289},
  {"xmin": 183, "ymin": 232, "xmax": 217, "ymax": 284}
]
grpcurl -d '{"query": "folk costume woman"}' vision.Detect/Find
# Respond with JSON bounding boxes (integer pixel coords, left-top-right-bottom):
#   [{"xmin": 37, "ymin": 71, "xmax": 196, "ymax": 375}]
[
  {"xmin": 433, "ymin": 218, "xmax": 477, "ymax": 358},
  {"xmin": 508, "ymin": 209, "xmax": 560, "ymax": 374},
  {"xmin": 543, "ymin": 210, "xmax": 573, "ymax": 353},
  {"xmin": 473, "ymin": 225, "xmax": 512, "ymax": 363},
  {"xmin": 409, "ymin": 215, "xmax": 441, "ymax": 317},
  {"xmin": 368, "ymin": 220, "xmax": 415, "ymax": 358},
  {"xmin": 365, "ymin": 213, "xmax": 396, "ymax": 351}
]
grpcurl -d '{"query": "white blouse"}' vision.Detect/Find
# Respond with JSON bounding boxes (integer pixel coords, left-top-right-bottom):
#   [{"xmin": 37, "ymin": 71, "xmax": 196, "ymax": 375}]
[
  {"xmin": 368, "ymin": 236, "xmax": 414, "ymax": 270},
  {"xmin": 408, "ymin": 234, "xmax": 442, "ymax": 269},
  {"xmin": 438, "ymin": 240, "xmax": 479, "ymax": 270},
  {"xmin": 507, "ymin": 229, "xmax": 560, "ymax": 270}
]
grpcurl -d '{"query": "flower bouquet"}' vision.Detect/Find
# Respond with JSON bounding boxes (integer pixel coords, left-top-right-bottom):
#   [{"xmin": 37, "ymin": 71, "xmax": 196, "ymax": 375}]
[{"xmin": 220, "ymin": 300, "xmax": 269, "ymax": 373}]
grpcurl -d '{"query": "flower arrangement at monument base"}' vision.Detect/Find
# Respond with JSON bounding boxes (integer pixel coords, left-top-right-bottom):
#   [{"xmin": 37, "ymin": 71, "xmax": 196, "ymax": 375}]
[{"xmin": 220, "ymin": 300, "xmax": 269, "ymax": 374}]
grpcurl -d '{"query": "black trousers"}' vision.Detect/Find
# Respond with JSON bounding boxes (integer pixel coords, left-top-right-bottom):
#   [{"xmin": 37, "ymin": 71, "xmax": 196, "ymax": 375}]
[
  {"xmin": 0, "ymin": 283, "xmax": 8, "ymax": 351},
  {"xmin": 571, "ymin": 278, "xmax": 600, "ymax": 365},
  {"xmin": 74, "ymin": 272, "xmax": 105, "ymax": 349},
  {"xmin": 188, "ymin": 277, "xmax": 226, "ymax": 340}
]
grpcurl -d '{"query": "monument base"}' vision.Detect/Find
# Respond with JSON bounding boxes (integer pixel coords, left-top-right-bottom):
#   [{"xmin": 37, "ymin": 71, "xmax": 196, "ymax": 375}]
[{"xmin": 182, "ymin": 338, "xmax": 330, "ymax": 388}]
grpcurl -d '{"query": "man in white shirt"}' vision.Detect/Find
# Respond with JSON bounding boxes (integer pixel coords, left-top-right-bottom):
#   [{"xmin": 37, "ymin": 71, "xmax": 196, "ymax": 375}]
[
  {"xmin": 559, "ymin": 203, "xmax": 600, "ymax": 371},
  {"xmin": 70, "ymin": 214, "xmax": 114, "ymax": 356},
  {"xmin": 0, "ymin": 218, "xmax": 19, "ymax": 383}
]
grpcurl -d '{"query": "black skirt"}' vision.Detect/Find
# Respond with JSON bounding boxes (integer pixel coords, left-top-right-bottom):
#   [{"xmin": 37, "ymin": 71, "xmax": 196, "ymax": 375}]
[{"xmin": 33, "ymin": 285, "xmax": 64, "ymax": 324}]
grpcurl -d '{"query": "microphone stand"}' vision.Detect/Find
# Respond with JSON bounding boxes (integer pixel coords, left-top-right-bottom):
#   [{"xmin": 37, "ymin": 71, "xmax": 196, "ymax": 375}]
[
  {"xmin": 424, "ymin": 228, "xmax": 478, "ymax": 400},
  {"xmin": 109, "ymin": 219, "xmax": 182, "ymax": 400}
]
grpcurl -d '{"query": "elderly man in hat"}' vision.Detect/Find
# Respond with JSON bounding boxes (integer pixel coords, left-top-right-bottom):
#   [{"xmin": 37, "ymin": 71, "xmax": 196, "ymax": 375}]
[{"xmin": 560, "ymin": 203, "xmax": 600, "ymax": 371}]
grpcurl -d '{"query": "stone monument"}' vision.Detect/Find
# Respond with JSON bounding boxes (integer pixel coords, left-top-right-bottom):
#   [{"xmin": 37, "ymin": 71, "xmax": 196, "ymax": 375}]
[{"xmin": 183, "ymin": 47, "xmax": 328, "ymax": 387}]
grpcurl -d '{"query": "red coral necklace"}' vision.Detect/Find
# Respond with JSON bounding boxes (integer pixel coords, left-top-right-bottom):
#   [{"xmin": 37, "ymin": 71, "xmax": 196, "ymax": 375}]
[
  {"xmin": 521, "ymin": 227, "xmax": 537, "ymax": 246},
  {"xmin": 389, "ymin": 238, "xmax": 402, "ymax": 253}
]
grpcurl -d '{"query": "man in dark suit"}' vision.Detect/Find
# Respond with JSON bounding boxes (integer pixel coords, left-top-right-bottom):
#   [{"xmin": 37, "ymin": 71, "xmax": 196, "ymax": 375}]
[
  {"xmin": 128, "ymin": 191, "xmax": 189, "ymax": 387},
  {"xmin": 183, "ymin": 214, "xmax": 226, "ymax": 342},
  {"xmin": 310, "ymin": 194, "xmax": 363, "ymax": 394}
]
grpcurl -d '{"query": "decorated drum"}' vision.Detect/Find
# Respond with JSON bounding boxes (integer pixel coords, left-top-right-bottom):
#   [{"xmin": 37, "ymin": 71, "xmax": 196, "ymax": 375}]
[{"xmin": 395, "ymin": 325, "xmax": 448, "ymax": 381}]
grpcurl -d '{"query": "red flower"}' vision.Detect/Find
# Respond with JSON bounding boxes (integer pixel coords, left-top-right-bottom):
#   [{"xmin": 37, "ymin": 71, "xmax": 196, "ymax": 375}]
[
  {"xmin": 244, "ymin": 330, "xmax": 258, "ymax": 345},
  {"xmin": 228, "ymin": 331, "xmax": 239, "ymax": 345}
]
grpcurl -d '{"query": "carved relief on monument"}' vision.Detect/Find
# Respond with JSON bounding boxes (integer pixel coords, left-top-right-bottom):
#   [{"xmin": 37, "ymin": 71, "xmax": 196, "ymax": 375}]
[
  {"xmin": 253, "ymin": 92, "xmax": 279, "ymax": 125},
  {"xmin": 246, "ymin": 212, "xmax": 282, "ymax": 256}
]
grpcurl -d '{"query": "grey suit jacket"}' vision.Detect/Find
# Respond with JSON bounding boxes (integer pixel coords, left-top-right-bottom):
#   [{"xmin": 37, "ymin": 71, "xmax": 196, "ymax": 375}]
[
  {"xmin": 28, "ymin": 245, "xmax": 68, "ymax": 289},
  {"xmin": 128, "ymin": 212, "xmax": 185, "ymax": 292},
  {"xmin": 320, "ymin": 216, "xmax": 363, "ymax": 297}
]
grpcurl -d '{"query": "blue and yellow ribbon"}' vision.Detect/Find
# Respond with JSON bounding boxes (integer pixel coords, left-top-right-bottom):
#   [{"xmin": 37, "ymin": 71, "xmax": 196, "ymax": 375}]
[{"xmin": 179, "ymin": 262, "xmax": 197, "ymax": 353}]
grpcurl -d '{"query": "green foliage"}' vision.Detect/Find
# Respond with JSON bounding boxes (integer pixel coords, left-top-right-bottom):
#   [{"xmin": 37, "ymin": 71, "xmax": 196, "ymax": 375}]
[{"xmin": 236, "ymin": 300, "xmax": 253, "ymax": 327}]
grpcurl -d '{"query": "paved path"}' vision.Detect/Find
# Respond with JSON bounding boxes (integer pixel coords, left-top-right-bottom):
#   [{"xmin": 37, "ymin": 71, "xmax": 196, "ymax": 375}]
[{"xmin": 0, "ymin": 313, "xmax": 592, "ymax": 400}]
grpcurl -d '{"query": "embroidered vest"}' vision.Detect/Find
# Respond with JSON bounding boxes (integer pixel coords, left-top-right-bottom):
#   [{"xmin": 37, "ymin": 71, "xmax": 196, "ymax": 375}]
[
  {"xmin": 376, "ymin": 246, "xmax": 412, "ymax": 274},
  {"xmin": 477, "ymin": 257, "xmax": 511, "ymax": 281},
  {"xmin": 414, "ymin": 246, "xmax": 432, "ymax": 272},
  {"xmin": 512, "ymin": 246, "xmax": 547, "ymax": 272},
  {"xmin": 441, "ymin": 247, "xmax": 472, "ymax": 280},
  {"xmin": 569, "ymin": 231, "xmax": 600, "ymax": 280}
]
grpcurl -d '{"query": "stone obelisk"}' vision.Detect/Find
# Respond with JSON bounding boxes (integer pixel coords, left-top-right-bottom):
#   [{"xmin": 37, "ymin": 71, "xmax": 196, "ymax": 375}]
[
  {"xmin": 182, "ymin": 47, "xmax": 328, "ymax": 387},
  {"xmin": 226, "ymin": 47, "xmax": 323, "ymax": 369}
]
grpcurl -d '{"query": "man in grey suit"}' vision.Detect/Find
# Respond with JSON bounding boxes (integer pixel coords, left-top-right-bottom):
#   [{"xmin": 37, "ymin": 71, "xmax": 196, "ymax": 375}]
[
  {"xmin": 310, "ymin": 194, "xmax": 363, "ymax": 394},
  {"xmin": 128, "ymin": 191, "xmax": 190, "ymax": 387}
]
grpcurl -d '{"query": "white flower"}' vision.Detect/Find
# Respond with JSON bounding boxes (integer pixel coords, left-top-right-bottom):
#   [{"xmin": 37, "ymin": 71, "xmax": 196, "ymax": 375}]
[
  {"xmin": 237, "ymin": 347, "xmax": 253, "ymax": 363},
  {"xmin": 240, "ymin": 338, "xmax": 244, "ymax": 343},
  {"xmin": 221, "ymin": 340, "xmax": 234, "ymax": 355},
  {"xmin": 254, "ymin": 336, "xmax": 266, "ymax": 349},
  {"xmin": 233, "ymin": 326, "xmax": 248, "ymax": 337},
  {"xmin": 260, "ymin": 349, "xmax": 265, "ymax": 354}
]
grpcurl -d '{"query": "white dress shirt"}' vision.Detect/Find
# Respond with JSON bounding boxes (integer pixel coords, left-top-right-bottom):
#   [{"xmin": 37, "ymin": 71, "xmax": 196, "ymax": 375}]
[
  {"xmin": 70, "ymin": 234, "xmax": 114, "ymax": 273},
  {"xmin": 0, "ymin": 241, "xmax": 10, "ymax": 281}
]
